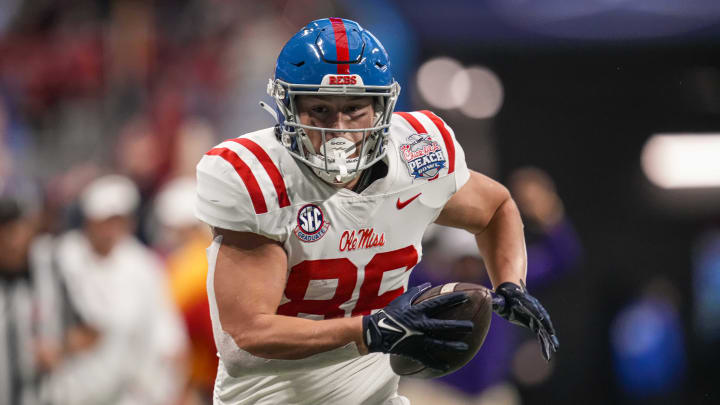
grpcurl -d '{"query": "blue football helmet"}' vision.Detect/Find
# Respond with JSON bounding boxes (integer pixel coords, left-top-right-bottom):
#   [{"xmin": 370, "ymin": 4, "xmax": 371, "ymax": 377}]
[{"xmin": 265, "ymin": 18, "xmax": 401, "ymax": 185}]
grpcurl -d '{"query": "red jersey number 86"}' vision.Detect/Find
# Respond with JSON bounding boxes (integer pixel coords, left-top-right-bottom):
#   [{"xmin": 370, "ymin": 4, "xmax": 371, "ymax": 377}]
[{"xmin": 277, "ymin": 245, "xmax": 419, "ymax": 319}]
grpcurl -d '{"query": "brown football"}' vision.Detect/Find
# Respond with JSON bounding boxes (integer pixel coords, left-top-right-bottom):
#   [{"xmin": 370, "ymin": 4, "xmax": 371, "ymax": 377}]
[{"xmin": 389, "ymin": 282, "xmax": 493, "ymax": 378}]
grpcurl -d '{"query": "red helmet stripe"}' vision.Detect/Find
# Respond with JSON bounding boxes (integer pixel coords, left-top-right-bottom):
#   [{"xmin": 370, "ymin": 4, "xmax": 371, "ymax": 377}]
[
  {"xmin": 206, "ymin": 147, "xmax": 268, "ymax": 214},
  {"xmin": 230, "ymin": 138, "xmax": 291, "ymax": 208},
  {"xmin": 329, "ymin": 18, "xmax": 350, "ymax": 74}
]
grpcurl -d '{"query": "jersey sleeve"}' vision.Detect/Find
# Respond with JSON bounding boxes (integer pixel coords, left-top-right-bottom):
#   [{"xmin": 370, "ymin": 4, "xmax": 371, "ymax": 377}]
[
  {"xmin": 195, "ymin": 152, "xmax": 259, "ymax": 233},
  {"xmin": 195, "ymin": 139, "xmax": 288, "ymax": 242},
  {"xmin": 392, "ymin": 110, "xmax": 470, "ymax": 193},
  {"xmin": 419, "ymin": 110, "xmax": 470, "ymax": 192}
]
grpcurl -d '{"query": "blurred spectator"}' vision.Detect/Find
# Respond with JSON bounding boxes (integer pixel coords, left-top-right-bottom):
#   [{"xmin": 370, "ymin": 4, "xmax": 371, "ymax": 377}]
[
  {"xmin": 0, "ymin": 189, "xmax": 89, "ymax": 405},
  {"xmin": 508, "ymin": 167, "xmax": 582, "ymax": 287},
  {"xmin": 610, "ymin": 277, "xmax": 686, "ymax": 402},
  {"xmin": 404, "ymin": 167, "xmax": 581, "ymax": 404},
  {"xmin": 153, "ymin": 177, "xmax": 216, "ymax": 404},
  {"xmin": 115, "ymin": 117, "xmax": 169, "ymax": 244},
  {"xmin": 171, "ymin": 118, "xmax": 218, "ymax": 179},
  {"xmin": 45, "ymin": 175, "xmax": 188, "ymax": 404}
]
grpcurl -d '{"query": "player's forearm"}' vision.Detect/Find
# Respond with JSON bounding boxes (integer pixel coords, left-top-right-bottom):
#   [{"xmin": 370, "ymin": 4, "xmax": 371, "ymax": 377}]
[
  {"xmin": 475, "ymin": 197, "xmax": 527, "ymax": 288},
  {"xmin": 228, "ymin": 314, "xmax": 366, "ymax": 360}
]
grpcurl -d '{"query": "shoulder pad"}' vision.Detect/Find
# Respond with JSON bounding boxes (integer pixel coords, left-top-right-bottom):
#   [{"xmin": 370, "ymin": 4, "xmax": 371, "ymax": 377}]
[{"xmin": 195, "ymin": 129, "xmax": 290, "ymax": 241}]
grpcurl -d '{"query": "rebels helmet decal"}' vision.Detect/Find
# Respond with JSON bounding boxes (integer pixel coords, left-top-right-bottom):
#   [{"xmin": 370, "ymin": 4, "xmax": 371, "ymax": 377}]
[
  {"xmin": 400, "ymin": 133, "xmax": 447, "ymax": 180},
  {"xmin": 294, "ymin": 204, "xmax": 331, "ymax": 243}
]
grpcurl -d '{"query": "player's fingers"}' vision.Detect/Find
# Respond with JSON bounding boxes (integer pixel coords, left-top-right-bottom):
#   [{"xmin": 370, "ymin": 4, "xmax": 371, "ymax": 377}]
[
  {"xmin": 491, "ymin": 294, "xmax": 505, "ymax": 313},
  {"xmin": 513, "ymin": 302, "xmax": 541, "ymax": 330},
  {"xmin": 425, "ymin": 338, "xmax": 469, "ymax": 352},
  {"xmin": 540, "ymin": 339, "xmax": 551, "ymax": 361},
  {"xmin": 537, "ymin": 329, "xmax": 554, "ymax": 361},
  {"xmin": 524, "ymin": 296, "xmax": 546, "ymax": 321},
  {"xmin": 424, "ymin": 319, "xmax": 474, "ymax": 333},
  {"xmin": 408, "ymin": 283, "xmax": 432, "ymax": 299},
  {"xmin": 532, "ymin": 307, "xmax": 558, "ymax": 350},
  {"xmin": 519, "ymin": 300, "xmax": 552, "ymax": 335},
  {"xmin": 535, "ymin": 300, "xmax": 555, "ymax": 335},
  {"xmin": 402, "ymin": 283, "xmax": 432, "ymax": 306},
  {"xmin": 416, "ymin": 292, "xmax": 468, "ymax": 313},
  {"xmin": 417, "ymin": 282, "xmax": 432, "ymax": 294}
]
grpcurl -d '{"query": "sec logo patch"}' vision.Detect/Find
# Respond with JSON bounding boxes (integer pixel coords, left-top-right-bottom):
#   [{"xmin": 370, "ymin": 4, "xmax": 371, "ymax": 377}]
[{"xmin": 293, "ymin": 204, "xmax": 331, "ymax": 243}]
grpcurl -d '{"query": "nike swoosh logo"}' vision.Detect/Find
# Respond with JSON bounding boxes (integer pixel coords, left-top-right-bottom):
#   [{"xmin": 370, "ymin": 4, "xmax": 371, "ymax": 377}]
[
  {"xmin": 396, "ymin": 193, "xmax": 421, "ymax": 210},
  {"xmin": 378, "ymin": 318, "xmax": 403, "ymax": 334}
]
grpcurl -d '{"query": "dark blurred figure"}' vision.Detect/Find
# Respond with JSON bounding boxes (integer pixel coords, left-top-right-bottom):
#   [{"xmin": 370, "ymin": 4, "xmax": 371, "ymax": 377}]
[
  {"xmin": 404, "ymin": 166, "xmax": 581, "ymax": 405},
  {"xmin": 690, "ymin": 229, "xmax": 720, "ymax": 402},
  {"xmin": 610, "ymin": 277, "xmax": 686, "ymax": 404},
  {"xmin": 0, "ymin": 191, "xmax": 93, "ymax": 405},
  {"xmin": 508, "ymin": 167, "xmax": 582, "ymax": 287}
]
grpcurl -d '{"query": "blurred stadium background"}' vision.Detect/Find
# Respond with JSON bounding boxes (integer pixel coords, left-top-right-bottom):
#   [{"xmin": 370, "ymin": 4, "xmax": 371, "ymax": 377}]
[{"xmin": 2, "ymin": 0, "xmax": 720, "ymax": 404}]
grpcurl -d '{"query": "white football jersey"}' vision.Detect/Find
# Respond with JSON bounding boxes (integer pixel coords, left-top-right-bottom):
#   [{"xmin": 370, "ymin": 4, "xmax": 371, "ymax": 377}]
[{"xmin": 195, "ymin": 110, "xmax": 470, "ymax": 404}]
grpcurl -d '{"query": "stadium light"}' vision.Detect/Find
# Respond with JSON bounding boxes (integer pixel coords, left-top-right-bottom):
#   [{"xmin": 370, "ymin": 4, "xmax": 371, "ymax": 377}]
[
  {"xmin": 458, "ymin": 66, "xmax": 504, "ymax": 119},
  {"xmin": 642, "ymin": 133, "xmax": 720, "ymax": 189},
  {"xmin": 416, "ymin": 57, "xmax": 468, "ymax": 109}
]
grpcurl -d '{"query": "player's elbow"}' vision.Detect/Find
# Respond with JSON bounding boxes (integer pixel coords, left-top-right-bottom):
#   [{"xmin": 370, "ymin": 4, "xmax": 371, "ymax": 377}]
[
  {"xmin": 472, "ymin": 188, "xmax": 516, "ymax": 236},
  {"xmin": 222, "ymin": 316, "xmax": 296, "ymax": 360},
  {"xmin": 222, "ymin": 318, "xmax": 266, "ymax": 356},
  {"xmin": 215, "ymin": 329, "xmax": 262, "ymax": 377}
]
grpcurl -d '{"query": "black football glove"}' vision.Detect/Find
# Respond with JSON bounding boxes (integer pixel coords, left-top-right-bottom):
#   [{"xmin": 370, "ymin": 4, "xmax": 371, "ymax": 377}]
[
  {"xmin": 362, "ymin": 283, "xmax": 474, "ymax": 371},
  {"xmin": 492, "ymin": 280, "xmax": 559, "ymax": 361}
]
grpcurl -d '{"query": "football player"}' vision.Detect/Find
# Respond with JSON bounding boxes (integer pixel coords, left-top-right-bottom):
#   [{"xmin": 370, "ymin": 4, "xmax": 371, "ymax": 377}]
[{"xmin": 195, "ymin": 18, "xmax": 558, "ymax": 404}]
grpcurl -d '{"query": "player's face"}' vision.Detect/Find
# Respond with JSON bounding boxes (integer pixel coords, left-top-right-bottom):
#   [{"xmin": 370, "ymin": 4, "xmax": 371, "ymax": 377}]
[{"xmin": 296, "ymin": 95, "xmax": 375, "ymax": 156}]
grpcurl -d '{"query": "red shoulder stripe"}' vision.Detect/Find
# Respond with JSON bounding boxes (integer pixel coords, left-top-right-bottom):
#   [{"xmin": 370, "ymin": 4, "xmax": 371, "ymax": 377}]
[
  {"xmin": 230, "ymin": 138, "xmax": 291, "ymax": 208},
  {"xmin": 393, "ymin": 111, "xmax": 427, "ymax": 134},
  {"xmin": 206, "ymin": 148, "xmax": 268, "ymax": 214},
  {"xmin": 419, "ymin": 110, "xmax": 455, "ymax": 174}
]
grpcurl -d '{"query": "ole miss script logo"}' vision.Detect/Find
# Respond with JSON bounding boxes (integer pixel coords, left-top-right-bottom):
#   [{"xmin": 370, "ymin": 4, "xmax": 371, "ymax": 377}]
[
  {"xmin": 339, "ymin": 228, "xmax": 385, "ymax": 252},
  {"xmin": 294, "ymin": 204, "xmax": 330, "ymax": 243},
  {"xmin": 400, "ymin": 133, "xmax": 446, "ymax": 180}
]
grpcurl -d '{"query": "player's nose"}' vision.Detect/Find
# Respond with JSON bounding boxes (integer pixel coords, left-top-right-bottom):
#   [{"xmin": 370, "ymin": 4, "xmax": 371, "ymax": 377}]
[
  {"xmin": 329, "ymin": 112, "xmax": 350, "ymax": 129},
  {"xmin": 326, "ymin": 113, "xmax": 351, "ymax": 137}
]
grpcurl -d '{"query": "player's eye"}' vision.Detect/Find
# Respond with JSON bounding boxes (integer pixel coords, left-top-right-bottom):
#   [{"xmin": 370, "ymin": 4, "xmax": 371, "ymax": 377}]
[
  {"xmin": 345, "ymin": 105, "xmax": 363, "ymax": 114},
  {"xmin": 311, "ymin": 106, "xmax": 329, "ymax": 114}
]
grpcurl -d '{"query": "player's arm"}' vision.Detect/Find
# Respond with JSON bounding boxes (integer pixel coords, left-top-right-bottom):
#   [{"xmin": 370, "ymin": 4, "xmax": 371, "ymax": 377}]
[
  {"xmin": 435, "ymin": 169, "xmax": 559, "ymax": 360},
  {"xmin": 212, "ymin": 227, "xmax": 364, "ymax": 360},
  {"xmin": 435, "ymin": 170, "xmax": 526, "ymax": 288},
  {"xmin": 212, "ymin": 228, "xmax": 474, "ymax": 373}
]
